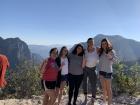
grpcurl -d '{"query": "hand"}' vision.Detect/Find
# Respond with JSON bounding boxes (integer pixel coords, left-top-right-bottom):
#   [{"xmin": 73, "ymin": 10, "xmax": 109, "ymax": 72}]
[
  {"xmin": 62, "ymin": 62, "xmax": 65, "ymax": 66},
  {"xmin": 106, "ymin": 52, "xmax": 113, "ymax": 60},
  {"xmin": 40, "ymin": 71, "xmax": 43, "ymax": 78},
  {"xmin": 82, "ymin": 65, "xmax": 85, "ymax": 69},
  {"xmin": 40, "ymin": 74, "xmax": 43, "ymax": 78},
  {"xmin": 59, "ymin": 62, "xmax": 65, "ymax": 70}
]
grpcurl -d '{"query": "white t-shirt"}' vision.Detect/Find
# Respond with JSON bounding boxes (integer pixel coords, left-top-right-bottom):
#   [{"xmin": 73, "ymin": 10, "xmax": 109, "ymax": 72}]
[
  {"xmin": 85, "ymin": 48, "xmax": 99, "ymax": 67},
  {"xmin": 61, "ymin": 57, "xmax": 68, "ymax": 75}
]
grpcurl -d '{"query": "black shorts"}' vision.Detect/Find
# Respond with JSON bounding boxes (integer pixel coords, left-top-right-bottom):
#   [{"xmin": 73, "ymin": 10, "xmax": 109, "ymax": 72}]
[
  {"xmin": 61, "ymin": 74, "xmax": 68, "ymax": 81},
  {"xmin": 99, "ymin": 71, "xmax": 112, "ymax": 79},
  {"xmin": 41, "ymin": 80, "xmax": 56, "ymax": 91}
]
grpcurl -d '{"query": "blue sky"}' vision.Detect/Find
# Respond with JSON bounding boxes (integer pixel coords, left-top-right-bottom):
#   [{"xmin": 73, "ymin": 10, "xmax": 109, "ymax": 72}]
[{"xmin": 0, "ymin": 0, "xmax": 140, "ymax": 45}]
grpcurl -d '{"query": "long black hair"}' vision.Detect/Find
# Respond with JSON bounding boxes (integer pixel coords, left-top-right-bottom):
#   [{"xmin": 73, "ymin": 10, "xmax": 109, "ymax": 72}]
[
  {"xmin": 72, "ymin": 44, "xmax": 84, "ymax": 56},
  {"xmin": 99, "ymin": 38, "xmax": 113, "ymax": 57},
  {"xmin": 59, "ymin": 46, "xmax": 68, "ymax": 57},
  {"xmin": 49, "ymin": 48, "xmax": 58, "ymax": 56}
]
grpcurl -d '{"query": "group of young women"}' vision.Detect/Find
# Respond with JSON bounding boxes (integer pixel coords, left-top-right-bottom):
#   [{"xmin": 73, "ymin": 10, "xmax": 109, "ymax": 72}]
[{"xmin": 40, "ymin": 38, "xmax": 117, "ymax": 105}]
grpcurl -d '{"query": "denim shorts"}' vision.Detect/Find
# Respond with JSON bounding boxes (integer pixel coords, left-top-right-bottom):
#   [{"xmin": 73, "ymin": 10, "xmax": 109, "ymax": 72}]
[{"xmin": 99, "ymin": 71, "xmax": 112, "ymax": 79}]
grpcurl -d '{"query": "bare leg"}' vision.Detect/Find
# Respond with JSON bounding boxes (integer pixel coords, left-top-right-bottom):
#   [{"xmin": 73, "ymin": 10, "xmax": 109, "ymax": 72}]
[
  {"xmin": 55, "ymin": 88, "xmax": 60, "ymax": 104},
  {"xmin": 47, "ymin": 90, "xmax": 56, "ymax": 105},
  {"xmin": 106, "ymin": 79, "xmax": 112, "ymax": 105},
  {"xmin": 58, "ymin": 81, "xmax": 66, "ymax": 105},
  {"xmin": 43, "ymin": 92, "xmax": 49, "ymax": 105},
  {"xmin": 100, "ymin": 76, "xmax": 107, "ymax": 103}
]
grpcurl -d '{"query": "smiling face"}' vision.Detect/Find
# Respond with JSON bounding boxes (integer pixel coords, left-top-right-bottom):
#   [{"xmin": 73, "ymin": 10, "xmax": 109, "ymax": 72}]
[
  {"xmin": 87, "ymin": 39, "xmax": 94, "ymax": 48},
  {"xmin": 101, "ymin": 41, "xmax": 108, "ymax": 50},
  {"xmin": 72, "ymin": 44, "xmax": 84, "ymax": 56},
  {"xmin": 62, "ymin": 47, "xmax": 68, "ymax": 56},
  {"xmin": 76, "ymin": 46, "xmax": 83, "ymax": 55},
  {"xmin": 50, "ymin": 48, "xmax": 58, "ymax": 59},
  {"xmin": 87, "ymin": 39, "xmax": 94, "ymax": 50}
]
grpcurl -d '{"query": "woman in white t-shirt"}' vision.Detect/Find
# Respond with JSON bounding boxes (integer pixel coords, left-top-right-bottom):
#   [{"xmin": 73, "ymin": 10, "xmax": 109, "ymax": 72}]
[
  {"xmin": 56, "ymin": 46, "xmax": 69, "ymax": 105},
  {"xmin": 83, "ymin": 38, "xmax": 99, "ymax": 104}
]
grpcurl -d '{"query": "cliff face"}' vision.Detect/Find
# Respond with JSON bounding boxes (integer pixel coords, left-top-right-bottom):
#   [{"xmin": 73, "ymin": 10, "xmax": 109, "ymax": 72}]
[{"xmin": 0, "ymin": 37, "xmax": 31, "ymax": 68}]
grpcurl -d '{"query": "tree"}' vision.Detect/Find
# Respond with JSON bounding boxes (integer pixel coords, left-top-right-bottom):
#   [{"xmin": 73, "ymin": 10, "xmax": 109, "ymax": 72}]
[
  {"xmin": 112, "ymin": 62, "xmax": 140, "ymax": 96},
  {"xmin": 1, "ymin": 60, "xmax": 42, "ymax": 99}
]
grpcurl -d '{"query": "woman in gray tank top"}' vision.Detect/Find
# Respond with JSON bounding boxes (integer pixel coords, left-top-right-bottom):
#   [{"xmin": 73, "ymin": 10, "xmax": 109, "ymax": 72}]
[{"xmin": 68, "ymin": 44, "xmax": 85, "ymax": 105}]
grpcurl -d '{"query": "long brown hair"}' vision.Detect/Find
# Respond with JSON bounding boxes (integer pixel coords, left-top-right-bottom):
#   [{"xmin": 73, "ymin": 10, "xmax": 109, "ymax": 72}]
[
  {"xmin": 99, "ymin": 38, "xmax": 113, "ymax": 57},
  {"xmin": 59, "ymin": 46, "xmax": 68, "ymax": 57}
]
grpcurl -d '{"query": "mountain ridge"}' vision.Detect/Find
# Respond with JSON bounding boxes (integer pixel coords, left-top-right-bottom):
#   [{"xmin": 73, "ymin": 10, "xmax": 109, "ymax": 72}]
[
  {"xmin": 29, "ymin": 34, "xmax": 140, "ymax": 62},
  {"xmin": 0, "ymin": 36, "xmax": 42, "ymax": 68}
]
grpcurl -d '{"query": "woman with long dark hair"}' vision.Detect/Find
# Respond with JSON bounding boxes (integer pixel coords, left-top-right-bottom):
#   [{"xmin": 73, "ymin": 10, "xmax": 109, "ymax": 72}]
[
  {"xmin": 56, "ymin": 46, "xmax": 69, "ymax": 105},
  {"xmin": 68, "ymin": 44, "xmax": 85, "ymax": 105},
  {"xmin": 98, "ymin": 38, "xmax": 117, "ymax": 105}
]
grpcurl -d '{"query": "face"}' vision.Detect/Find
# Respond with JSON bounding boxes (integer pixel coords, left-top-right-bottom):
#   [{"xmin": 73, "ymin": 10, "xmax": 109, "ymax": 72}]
[
  {"xmin": 51, "ymin": 49, "xmax": 58, "ymax": 59},
  {"xmin": 88, "ymin": 39, "xmax": 94, "ymax": 48},
  {"xmin": 76, "ymin": 46, "xmax": 83, "ymax": 54},
  {"xmin": 101, "ymin": 41, "xmax": 108, "ymax": 50},
  {"xmin": 62, "ymin": 48, "xmax": 68, "ymax": 56}
]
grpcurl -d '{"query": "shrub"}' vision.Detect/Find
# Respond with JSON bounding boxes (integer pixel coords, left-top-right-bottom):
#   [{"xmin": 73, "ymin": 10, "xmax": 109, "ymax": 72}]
[
  {"xmin": 112, "ymin": 62, "xmax": 140, "ymax": 96},
  {"xmin": 1, "ymin": 60, "xmax": 42, "ymax": 99}
]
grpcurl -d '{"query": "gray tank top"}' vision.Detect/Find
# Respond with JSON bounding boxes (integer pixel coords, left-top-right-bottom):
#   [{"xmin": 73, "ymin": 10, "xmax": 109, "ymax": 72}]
[{"xmin": 68, "ymin": 53, "xmax": 83, "ymax": 75}]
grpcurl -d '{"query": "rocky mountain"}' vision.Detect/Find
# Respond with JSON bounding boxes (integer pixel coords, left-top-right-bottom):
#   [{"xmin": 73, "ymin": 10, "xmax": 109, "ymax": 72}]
[
  {"xmin": 68, "ymin": 34, "xmax": 140, "ymax": 62},
  {"xmin": 31, "ymin": 53, "xmax": 43, "ymax": 65},
  {"xmin": 1, "ymin": 34, "xmax": 140, "ymax": 68},
  {"xmin": 0, "ymin": 37, "xmax": 42, "ymax": 68}
]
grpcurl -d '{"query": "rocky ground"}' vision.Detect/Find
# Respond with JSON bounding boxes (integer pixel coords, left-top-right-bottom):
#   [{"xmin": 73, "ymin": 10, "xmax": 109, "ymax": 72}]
[{"xmin": 0, "ymin": 94, "xmax": 140, "ymax": 105}]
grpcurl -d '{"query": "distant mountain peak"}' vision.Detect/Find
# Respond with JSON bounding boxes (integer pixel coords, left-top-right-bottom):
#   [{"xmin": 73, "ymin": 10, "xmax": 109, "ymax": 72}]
[
  {"xmin": 95, "ymin": 34, "xmax": 123, "ymax": 39},
  {"xmin": 6, "ymin": 37, "xmax": 22, "ymax": 41}
]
